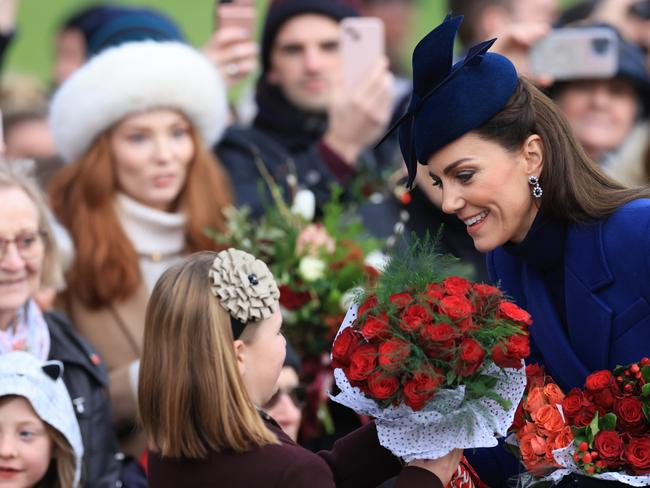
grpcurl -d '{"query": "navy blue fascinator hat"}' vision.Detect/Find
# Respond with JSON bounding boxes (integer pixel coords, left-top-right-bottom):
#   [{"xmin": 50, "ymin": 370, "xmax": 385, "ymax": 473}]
[{"xmin": 384, "ymin": 15, "xmax": 518, "ymax": 188}]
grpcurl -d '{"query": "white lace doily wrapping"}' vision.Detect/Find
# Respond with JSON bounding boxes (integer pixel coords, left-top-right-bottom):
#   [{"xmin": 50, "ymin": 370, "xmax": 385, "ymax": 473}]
[
  {"xmin": 546, "ymin": 445, "xmax": 650, "ymax": 487},
  {"xmin": 330, "ymin": 303, "xmax": 527, "ymax": 462}
]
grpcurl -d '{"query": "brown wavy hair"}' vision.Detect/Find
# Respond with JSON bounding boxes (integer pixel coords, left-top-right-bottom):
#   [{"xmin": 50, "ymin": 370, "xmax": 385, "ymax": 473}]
[
  {"xmin": 49, "ymin": 125, "xmax": 232, "ymax": 309},
  {"xmin": 474, "ymin": 77, "xmax": 650, "ymax": 223}
]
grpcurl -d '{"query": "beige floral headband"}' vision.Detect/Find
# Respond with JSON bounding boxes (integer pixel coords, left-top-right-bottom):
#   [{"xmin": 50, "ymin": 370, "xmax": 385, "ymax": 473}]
[{"xmin": 209, "ymin": 248, "xmax": 280, "ymax": 325}]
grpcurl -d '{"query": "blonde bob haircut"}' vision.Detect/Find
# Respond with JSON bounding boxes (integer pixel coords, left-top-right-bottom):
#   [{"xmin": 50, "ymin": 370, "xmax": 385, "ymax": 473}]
[
  {"xmin": 0, "ymin": 162, "xmax": 63, "ymax": 290},
  {"xmin": 138, "ymin": 252, "xmax": 278, "ymax": 458}
]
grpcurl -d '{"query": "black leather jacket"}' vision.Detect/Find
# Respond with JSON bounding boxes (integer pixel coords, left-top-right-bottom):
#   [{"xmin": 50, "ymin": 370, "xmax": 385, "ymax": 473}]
[{"xmin": 46, "ymin": 311, "xmax": 123, "ymax": 487}]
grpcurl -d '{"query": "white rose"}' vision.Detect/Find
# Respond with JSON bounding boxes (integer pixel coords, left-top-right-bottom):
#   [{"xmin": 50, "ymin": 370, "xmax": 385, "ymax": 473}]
[
  {"xmin": 291, "ymin": 189, "xmax": 316, "ymax": 221},
  {"xmin": 364, "ymin": 250, "xmax": 389, "ymax": 273},
  {"xmin": 298, "ymin": 256, "xmax": 326, "ymax": 282}
]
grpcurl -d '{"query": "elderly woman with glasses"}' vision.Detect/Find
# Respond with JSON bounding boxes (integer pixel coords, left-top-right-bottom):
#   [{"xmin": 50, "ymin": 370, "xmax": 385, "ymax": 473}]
[{"xmin": 0, "ymin": 163, "xmax": 124, "ymax": 487}]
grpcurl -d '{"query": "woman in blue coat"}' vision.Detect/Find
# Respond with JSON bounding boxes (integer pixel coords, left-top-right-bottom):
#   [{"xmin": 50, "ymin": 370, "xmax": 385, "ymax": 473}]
[{"xmin": 386, "ymin": 14, "xmax": 650, "ymax": 487}]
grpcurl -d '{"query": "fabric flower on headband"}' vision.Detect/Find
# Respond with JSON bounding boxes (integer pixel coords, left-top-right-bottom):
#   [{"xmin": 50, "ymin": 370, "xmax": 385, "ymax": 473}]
[{"xmin": 209, "ymin": 249, "xmax": 280, "ymax": 324}]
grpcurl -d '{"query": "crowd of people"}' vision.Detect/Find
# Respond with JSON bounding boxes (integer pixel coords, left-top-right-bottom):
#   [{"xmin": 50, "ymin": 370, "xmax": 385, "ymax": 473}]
[{"xmin": 1, "ymin": 0, "xmax": 650, "ymax": 487}]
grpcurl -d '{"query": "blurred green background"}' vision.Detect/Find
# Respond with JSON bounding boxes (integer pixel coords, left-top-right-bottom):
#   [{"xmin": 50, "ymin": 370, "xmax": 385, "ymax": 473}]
[{"xmin": 6, "ymin": 0, "xmax": 577, "ymax": 84}]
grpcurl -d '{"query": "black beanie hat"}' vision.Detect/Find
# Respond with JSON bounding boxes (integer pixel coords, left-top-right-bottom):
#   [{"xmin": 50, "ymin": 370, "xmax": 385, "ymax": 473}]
[{"xmin": 261, "ymin": 0, "xmax": 358, "ymax": 73}]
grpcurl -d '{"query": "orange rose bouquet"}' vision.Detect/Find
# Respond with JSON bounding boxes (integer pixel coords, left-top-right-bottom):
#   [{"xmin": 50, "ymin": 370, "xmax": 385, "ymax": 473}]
[{"xmin": 329, "ymin": 238, "xmax": 530, "ymax": 461}]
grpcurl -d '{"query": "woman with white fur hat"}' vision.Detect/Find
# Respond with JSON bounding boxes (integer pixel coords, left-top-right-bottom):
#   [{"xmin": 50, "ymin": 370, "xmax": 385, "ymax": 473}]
[{"xmin": 48, "ymin": 40, "xmax": 233, "ymax": 457}]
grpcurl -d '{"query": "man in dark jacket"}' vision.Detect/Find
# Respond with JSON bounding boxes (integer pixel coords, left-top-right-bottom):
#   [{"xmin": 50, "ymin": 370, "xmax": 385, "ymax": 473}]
[{"xmin": 216, "ymin": 0, "xmax": 397, "ymax": 216}]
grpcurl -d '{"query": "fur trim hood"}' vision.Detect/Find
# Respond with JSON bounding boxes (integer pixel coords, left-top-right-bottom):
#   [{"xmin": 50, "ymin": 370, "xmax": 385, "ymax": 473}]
[{"xmin": 49, "ymin": 41, "xmax": 227, "ymax": 163}]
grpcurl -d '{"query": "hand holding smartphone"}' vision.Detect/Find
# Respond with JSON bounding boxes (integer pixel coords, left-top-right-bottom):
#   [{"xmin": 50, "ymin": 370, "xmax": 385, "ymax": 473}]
[
  {"xmin": 340, "ymin": 17, "xmax": 385, "ymax": 90},
  {"xmin": 215, "ymin": 0, "xmax": 256, "ymax": 36}
]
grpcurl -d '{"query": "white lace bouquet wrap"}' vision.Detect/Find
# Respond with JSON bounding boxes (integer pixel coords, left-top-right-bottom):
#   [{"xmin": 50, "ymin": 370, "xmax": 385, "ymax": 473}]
[
  {"xmin": 330, "ymin": 303, "xmax": 527, "ymax": 462},
  {"xmin": 543, "ymin": 446, "xmax": 650, "ymax": 487}
]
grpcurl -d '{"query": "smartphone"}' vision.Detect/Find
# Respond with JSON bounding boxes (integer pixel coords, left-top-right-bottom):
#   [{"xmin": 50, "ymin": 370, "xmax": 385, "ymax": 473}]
[
  {"xmin": 215, "ymin": 0, "xmax": 255, "ymax": 34},
  {"xmin": 530, "ymin": 27, "xmax": 619, "ymax": 80},
  {"xmin": 340, "ymin": 17, "xmax": 385, "ymax": 90}
]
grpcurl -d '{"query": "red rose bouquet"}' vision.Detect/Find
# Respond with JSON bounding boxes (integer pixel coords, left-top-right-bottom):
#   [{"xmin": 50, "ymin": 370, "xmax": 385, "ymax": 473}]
[
  {"xmin": 506, "ymin": 364, "xmax": 573, "ymax": 477},
  {"xmin": 330, "ymin": 239, "xmax": 531, "ymax": 461},
  {"xmin": 546, "ymin": 358, "xmax": 650, "ymax": 486}
]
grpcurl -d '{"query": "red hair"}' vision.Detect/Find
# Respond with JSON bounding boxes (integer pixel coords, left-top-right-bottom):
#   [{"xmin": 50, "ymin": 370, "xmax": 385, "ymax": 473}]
[{"xmin": 50, "ymin": 127, "xmax": 232, "ymax": 309}]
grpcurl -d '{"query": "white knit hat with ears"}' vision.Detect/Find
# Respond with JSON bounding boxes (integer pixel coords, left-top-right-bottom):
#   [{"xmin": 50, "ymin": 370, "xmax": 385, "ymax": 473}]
[
  {"xmin": 49, "ymin": 40, "xmax": 228, "ymax": 163},
  {"xmin": 0, "ymin": 351, "xmax": 84, "ymax": 486}
]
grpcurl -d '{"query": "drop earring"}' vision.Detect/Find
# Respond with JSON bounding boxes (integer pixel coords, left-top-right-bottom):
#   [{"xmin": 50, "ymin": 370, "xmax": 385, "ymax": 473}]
[{"xmin": 528, "ymin": 175, "xmax": 543, "ymax": 198}]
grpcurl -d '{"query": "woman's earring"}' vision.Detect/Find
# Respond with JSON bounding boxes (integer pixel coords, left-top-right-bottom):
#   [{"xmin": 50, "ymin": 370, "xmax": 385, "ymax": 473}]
[{"xmin": 528, "ymin": 175, "xmax": 543, "ymax": 198}]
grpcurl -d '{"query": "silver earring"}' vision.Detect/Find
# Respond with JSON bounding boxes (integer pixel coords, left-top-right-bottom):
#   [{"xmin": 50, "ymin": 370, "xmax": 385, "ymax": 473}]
[{"xmin": 528, "ymin": 175, "xmax": 543, "ymax": 198}]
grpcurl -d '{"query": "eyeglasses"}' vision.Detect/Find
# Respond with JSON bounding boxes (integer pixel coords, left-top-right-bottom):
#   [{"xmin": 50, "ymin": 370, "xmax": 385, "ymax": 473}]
[
  {"xmin": 0, "ymin": 231, "xmax": 47, "ymax": 261},
  {"xmin": 263, "ymin": 384, "xmax": 307, "ymax": 410}
]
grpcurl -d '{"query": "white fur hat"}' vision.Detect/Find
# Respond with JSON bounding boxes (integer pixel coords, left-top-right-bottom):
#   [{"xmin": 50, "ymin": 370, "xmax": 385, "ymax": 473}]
[
  {"xmin": 49, "ymin": 40, "xmax": 228, "ymax": 163},
  {"xmin": 0, "ymin": 351, "xmax": 84, "ymax": 486}
]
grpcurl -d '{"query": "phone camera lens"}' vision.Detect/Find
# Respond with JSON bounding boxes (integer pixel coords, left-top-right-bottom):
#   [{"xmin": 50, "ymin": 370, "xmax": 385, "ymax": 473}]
[{"xmin": 592, "ymin": 38, "xmax": 610, "ymax": 54}]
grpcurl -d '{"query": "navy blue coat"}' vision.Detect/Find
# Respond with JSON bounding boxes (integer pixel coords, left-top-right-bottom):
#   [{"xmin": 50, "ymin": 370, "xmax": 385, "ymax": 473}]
[
  {"xmin": 469, "ymin": 199, "xmax": 650, "ymax": 487},
  {"xmin": 487, "ymin": 199, "xmax": 650, "ymax": 391}
]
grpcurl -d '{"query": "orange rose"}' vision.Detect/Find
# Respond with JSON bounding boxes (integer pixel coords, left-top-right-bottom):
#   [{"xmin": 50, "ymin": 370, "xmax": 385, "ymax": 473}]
[
  {"xmin": 532, "ymin": 404, "xmax": 565, "ymax": 433},
  {"xmin": 520, "ymin": 432, "xmax": 547, "ymax": 462},
  {"xmin": 553, "ymin": 426, "xmax": 574, "ymax": 450},
  {"xmin": 543, "ymin": 383, "xmax": 565, "ymax": 405},
  {"xmin": 525, "ymin": 387, "xmax": 548, "ymax": 415}
]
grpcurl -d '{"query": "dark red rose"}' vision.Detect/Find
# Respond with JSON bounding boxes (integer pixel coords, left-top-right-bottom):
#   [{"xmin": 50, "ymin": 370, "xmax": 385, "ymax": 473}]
[
  {"xmin": 361, "ymin": 313, "xmax": 391, "ymax": 341},
  {"xmin": 573, "ymin": 404, "xmax": 598, "ymax": 428},
  {"xmin": 561, "ymin": 388, "xmax": 584, "ymax": 420},
  {"xmin": 497, "ymin": 301, "xmax": 533, "ymax": 327},
  {"xmin": 347, "ymin": 344, "xmax": 378, "ymax": 381},
  {"xmin": 443, "ymin": 276, "xmax": 471, "ymax": 296},
  {"xmin": 492, "ymin": 334, "xmax": 530, "ymax": 369},
  {"xmin": 624, "ymin": 437, "xmax": 650, "ymax": 474},
  {"xmin": 400, "ymin": 304, "xmax": 432, "ymax": 333},
  {"xmin": 389, "ymin": 292, "xmax": 413, "ymax": 309},
  {"xmin": 425, "ymin": 339, "xmax": 455, "ymax": 361},
  {"xmin": 378, "ymin": 338, "xmax": 411, "ymax": 373},
  {"xmin": 526, "ymin": 363, "xmax": 546, "ymax": 390},
  {"xmin": 424, "ymin": 283, "xmax": 445, "ymax": 303},
  {"xmin": 593, "ymin": 430, "xmax": 624, "ymax": 464},
  {"xmin": 403, "ymin": 368, "xmax": 444, "ymax": 411},
  {"xmin": 439, "ymin": 295, "xmax": 474, "ymax": 321},
  {"xmin": 279, "ymin": 284, "xmax": 311, "ymax": 310},
  {"xmin": 585, "ymin": 370, "xmax": 614, "ymax": 392},
  {"xmin": 367, "ymin": 371, "xmax": 400, "ymax": 400},
  {"xmin": 615, "ymin": 397, "xmax": 647, "ymax": 435},
  {"xmin": 358, "ymin": 295, "xmax": 378, "ymax": 317},
  {"xmin": 331, "ymin": 327, "xmax": 360, "ymax": 368},
  {"xmin": 456, "ymin": 338, "xmax": 485, "ymax": 377},
  {"xmin": 591, "ymin": 388, "xmax": 616, "ymax": 410}
]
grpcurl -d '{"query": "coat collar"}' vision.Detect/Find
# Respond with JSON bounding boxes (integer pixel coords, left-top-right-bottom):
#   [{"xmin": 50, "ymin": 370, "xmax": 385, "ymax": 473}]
[{"xmin": 564, "ymin": 219, "xmax": 614, "ymax": 291}]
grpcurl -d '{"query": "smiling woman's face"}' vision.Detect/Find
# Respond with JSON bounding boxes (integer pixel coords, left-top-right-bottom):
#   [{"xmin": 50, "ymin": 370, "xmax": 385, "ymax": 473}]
[
  {"xmin": 426, "ymin": 132, "xmax": 543, "ymax": 253},
  {"xmin": 109, "ymin": 109, "xmax": 195, "ymax": 212}
]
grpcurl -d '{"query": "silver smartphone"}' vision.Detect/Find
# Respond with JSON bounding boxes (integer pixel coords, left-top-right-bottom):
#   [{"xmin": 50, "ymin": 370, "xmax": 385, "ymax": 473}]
[{"xmin": 530, "ymin": 27, "xmax": 619, "ymax": 80}]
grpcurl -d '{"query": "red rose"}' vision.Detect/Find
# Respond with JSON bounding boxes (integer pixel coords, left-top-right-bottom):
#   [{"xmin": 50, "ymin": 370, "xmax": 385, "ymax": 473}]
[
  {"xmin": 378, "ymin": 338, "xmax": 411, "ymax": 373},
  {"xmin": 279, "ymin": 284, "xmax": 311, "ymax": 310},
  {"xmin": 624, "ymin": 437, "xmax": 650, "ymax": 474},
  {"xmin": 492, "ymin": 334, "xmax": 530, "ymax": 369},
  {"xmin": 439, "ymin": 295, "xmax": 475, "ymax": 321},
  {"xmin": 400, "ymin": 304, "xmax": 432, "ymax": 333},
  {"xmin": 573, "ymin": 404, "xmax": 598, "ymax": 428},
  {"xmin": 497, "ymin": 301, "xmax": 533, "ymax": 327},
  {"xmin": 331, "ymin": 327, "xmax": 360, "ymax": 368},
  {"xmin": 367, "ymin": 371, "xmax": 400, "ymax": 400},
  {"xmin": 420, "ymin": 323, "xmax": 458, "ymax": 343},
  {"xmin": 361, "ymin": 313, "xmax": 391, "ymax": 341},
  {"xmin": 390, "ymin": 292, "xmax": 413, "ymax": 309},
  {"xmin": 591, "ymin": 387, "xmax": 616, "ymax": 410},
  {"xmin": 585, "ymin": 370, "xmax": 614, "ymax": 392},
  {"xmin": 424, "ymin": 283, "xmax": 445, "ymax": 303},
  {"xmin": 472, "ymin": 283, "xmax": 502, "ymax": 300},
  {"xmin": 403, "ymin": 368, "xmax": 444, "ymax": 411},
  {"xmin": 456, "ymin": 338, "xmax": 485, "ymax": 377},
  {"xmin": 593, "ymin": 430, "xmax": 624, "ymax": 464},
  {"xmin": 615, "ymin": 397, "xmax": 647, "ymax": 435},
  {"xmin": 526, "ymin": 363, "xmax": 546, "ymax": 390},
  {"xmin": 443, "ymin": 276, "xmax": 471, "ymax": 296},
  {"xmin": 358, "ymin": 295, "xmax": 378, "ymax": 317},
  {"xmin": 561, "ymin": 388, "xmax": 584, "ymax": 420},
  {"xmin": 347, "ymin": 344, "xmax": 378, "ymax": 381}
]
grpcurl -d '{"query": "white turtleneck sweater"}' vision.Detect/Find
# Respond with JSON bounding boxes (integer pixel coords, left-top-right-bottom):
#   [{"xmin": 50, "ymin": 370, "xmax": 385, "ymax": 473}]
[{"xmin": 115, "ymin": 193, "xmax": 187, "ymax": 293}]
